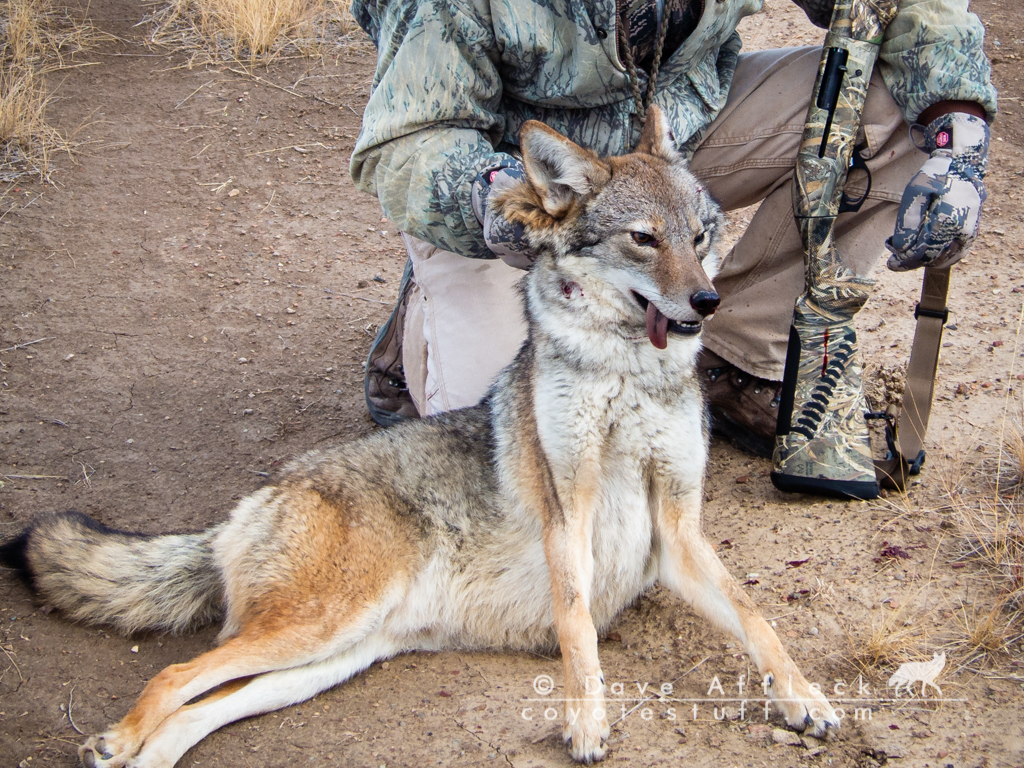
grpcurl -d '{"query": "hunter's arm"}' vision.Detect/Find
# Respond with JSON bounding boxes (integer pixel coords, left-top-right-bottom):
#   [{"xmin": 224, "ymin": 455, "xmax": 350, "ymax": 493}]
[
  {"xmin": 791, "ymin": 0, "xmax": 997, "ymax": 123},
  {"xmin": 349, "ymin": 0, "xmax": 511, "ymax": 258}
]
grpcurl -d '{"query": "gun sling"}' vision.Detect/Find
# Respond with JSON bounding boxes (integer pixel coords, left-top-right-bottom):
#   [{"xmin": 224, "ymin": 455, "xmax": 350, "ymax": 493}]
[{"xmin": 873, "ymin": 266, "xmax": 951, "ymax": 491}]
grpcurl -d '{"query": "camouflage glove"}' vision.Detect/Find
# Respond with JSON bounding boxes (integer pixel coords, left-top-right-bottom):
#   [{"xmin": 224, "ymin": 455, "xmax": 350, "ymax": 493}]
[
  {"xmin": 885, "ymin": 113, "xmax": 990, "ymax": 272},
  {"xmin": 471, "ymin": 159, "xmax": 535, "ymax": 270}
]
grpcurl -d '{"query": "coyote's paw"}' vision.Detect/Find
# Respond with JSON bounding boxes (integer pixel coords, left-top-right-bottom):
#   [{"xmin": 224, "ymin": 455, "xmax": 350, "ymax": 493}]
[
  {"xmin": 79, "ymin": 732, "xmax": 138, "ymax": 768},
  {"xmin": 765, "ymin": 672, "xmax": 840, "ymax": 739},
  {"xmin": 562, "ymin": 698, "xmax": 610, "ymax": 763}
]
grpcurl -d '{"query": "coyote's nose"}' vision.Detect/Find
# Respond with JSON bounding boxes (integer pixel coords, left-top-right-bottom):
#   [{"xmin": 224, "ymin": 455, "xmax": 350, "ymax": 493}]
[{"xmin": 690, "ymin": 291, "xmax": 720, "ymax": 317}]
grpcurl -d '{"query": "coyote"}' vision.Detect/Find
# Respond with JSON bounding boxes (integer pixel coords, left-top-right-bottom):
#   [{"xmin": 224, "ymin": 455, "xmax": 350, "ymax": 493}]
[{"xmin": 0, "ymin": 107, "xmax": 837, "ymax": 767}]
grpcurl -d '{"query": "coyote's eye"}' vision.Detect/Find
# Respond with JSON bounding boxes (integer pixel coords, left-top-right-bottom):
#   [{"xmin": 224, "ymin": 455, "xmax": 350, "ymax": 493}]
[
  {"xmin": 631, "ymin": 232, "xmax": 658, "ymax": 246},
  {"xmin": 693, "ymin": 231, "xmax": 707, "ymax": 247}
]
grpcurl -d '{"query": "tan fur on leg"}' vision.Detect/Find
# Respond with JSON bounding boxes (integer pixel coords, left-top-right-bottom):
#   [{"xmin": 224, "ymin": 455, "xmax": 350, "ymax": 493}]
[{"xmin": 655, "ymin": 485, "xmax": 838, "ymax": 736}]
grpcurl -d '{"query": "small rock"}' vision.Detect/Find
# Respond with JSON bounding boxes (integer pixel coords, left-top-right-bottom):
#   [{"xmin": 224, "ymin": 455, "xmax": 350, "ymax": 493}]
[
  {"xmin": 238, "ymin": 357, "xmax": 248, "ymax": 363},
  {"xmin": 735, "ymin": 474, "xmax": 749, "ymax": 484},
  {"xmin": 285, "ymin": 308, "xmax": 296, "ymax": 314},
  {"xmin": 228, "ymin": 189, "xmax": 240, "ymax": 197},
  {"xmin": 747, "ymin": 724, "xmax": 771, "ymax": 740},
  {"xmin": 130, "ymin": 645, "xmax": 139, "ymax": 653},
  {"xmin": 243, "ymin": 409, "xmax": 254, "ymax": 415},
  {"xmin": 809, "ymin": 627, "xmax": 819, "ymax": 635},
  {"xmin": 772, "ymin": 728, "xmax": 802, "ymax": 746},
  {"xmin": 381, "ymin": 661, "xmax": 390, "ymax": 670}
]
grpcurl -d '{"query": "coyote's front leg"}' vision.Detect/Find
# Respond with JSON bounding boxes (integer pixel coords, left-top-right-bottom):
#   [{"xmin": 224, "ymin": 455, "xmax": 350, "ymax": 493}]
[
  {"xmin": 541, "ymin": 453, "xmax": 609, "ymax": 763},
  {"xmin": 656, "ymin": 485, "xmax": 839, "ymax": 736}
]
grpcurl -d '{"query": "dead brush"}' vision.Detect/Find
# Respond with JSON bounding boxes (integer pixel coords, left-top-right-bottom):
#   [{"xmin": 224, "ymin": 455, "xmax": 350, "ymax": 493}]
[
  {"xmin": 1, "ymin": 0, "xmax": 105, "ymax": 181},
  {"xmin": 937, "ymin": 303, "xmax": 1024, "ymax": 637},
  {"xmin": 0, "ymin": 62, "xmax": 62, "ymax": 179},
  {"xmin": 942, "ymin": 426, "xmax": 1024, "ymax": 618},
  {"xmin": 146, "ymin": 0, "xmax": 364, "ymax": 65},
  {"xmin": 950, "ymin": 597, "xmax": 1012, "ymax": 659},
  {"xmin": 813, "ymin": 574, "xmax": 922, "ymax": 674},
  {"xmin": 845, "ymin": 608, "xmax": 921, "ymax": 674}
]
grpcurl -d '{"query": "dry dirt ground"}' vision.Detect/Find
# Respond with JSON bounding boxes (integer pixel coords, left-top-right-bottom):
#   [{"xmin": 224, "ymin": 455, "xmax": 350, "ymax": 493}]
[{"xmin": 2, "ymin": 1, "xmax": 1023, "ymax": 766}]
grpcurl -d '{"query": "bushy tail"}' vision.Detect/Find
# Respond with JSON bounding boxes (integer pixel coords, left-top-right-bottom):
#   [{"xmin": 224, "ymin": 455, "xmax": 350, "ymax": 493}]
[{"xmin": 0, "ymin": 511, "xmax": 225, "ymax": 635}]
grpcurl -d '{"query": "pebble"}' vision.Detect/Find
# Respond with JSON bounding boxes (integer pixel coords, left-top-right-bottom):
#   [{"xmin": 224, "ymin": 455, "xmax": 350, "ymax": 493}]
[
  {"xmin": 809, "ymin": 627, "xmax": 819, "ymax": 635},
  {"xmin": 772, "ymin": 728, "xmax": 802, "ymax": 746}
]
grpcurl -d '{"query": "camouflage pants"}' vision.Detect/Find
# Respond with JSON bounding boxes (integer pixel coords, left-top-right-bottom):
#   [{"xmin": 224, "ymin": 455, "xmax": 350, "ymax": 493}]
[{"xmin": 402, "ymin": 45, "xmax": 923, "ymax": 416}]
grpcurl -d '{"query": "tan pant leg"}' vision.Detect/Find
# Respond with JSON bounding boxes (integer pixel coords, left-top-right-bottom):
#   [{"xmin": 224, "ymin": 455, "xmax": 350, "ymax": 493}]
[
  {"xmin": 401, "ymin": 234, "xmax": 528, "ymax": 415},
  {"xmin": 690, "ymin": 47, "xmax": 924, "ymax": 380}
]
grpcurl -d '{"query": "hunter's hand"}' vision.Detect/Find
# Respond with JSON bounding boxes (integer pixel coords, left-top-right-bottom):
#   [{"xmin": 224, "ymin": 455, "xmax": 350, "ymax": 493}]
[
  {"xmin": 886, "ymin": 113, "xmax": 989, "ymax": 272},
  {"xmin": 471, "ymin": 159, "xmax": 535, "ymax": 270}
]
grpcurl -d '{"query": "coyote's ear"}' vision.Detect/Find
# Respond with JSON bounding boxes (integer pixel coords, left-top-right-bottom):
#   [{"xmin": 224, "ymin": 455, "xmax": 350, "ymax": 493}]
[
  {"xmin": 635, "ymin": 105, "xmax": 682, "ymax": 164},
  {"xmin": 518, "ymin": 121, "xmax": 609, "ymax": 218}
]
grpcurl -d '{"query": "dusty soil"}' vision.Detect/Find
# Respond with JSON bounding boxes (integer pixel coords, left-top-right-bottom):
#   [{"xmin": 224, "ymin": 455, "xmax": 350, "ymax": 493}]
[{"xmin": 2, "ymin": 1, "xmax": 1023, "ymax": 766}]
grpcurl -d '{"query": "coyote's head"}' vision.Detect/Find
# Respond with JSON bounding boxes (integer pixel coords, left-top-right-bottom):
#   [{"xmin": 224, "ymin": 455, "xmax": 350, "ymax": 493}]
[{"xmin": 494, "ymin": 106, "xmax": 724, "ymax": 357}]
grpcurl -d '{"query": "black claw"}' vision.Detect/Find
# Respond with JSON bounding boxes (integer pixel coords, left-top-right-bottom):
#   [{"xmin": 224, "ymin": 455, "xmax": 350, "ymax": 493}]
[{"xmin": 804, "ymin": 713, "xmax": 814, "ymax": 728}]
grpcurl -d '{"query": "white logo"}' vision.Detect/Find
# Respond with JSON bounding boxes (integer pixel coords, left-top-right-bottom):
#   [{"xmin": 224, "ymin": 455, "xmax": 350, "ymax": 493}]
[
  {"xmin": 533, "ymin": 674, "xmax": 555, "ymax": 695},
  {"xmin": 888, "ymin": 652, "xmax": 945, "ymax": 697}
]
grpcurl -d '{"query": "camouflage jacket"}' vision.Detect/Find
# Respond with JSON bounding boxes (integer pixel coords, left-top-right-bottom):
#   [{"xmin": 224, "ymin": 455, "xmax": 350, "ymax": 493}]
[{"xmin": 349, "ymin": 0, "xmax": 997, "ymax": 258}]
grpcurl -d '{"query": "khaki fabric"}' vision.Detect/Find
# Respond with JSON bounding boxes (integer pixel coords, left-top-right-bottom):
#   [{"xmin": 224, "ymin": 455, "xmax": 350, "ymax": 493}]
[
  {"xmin": 402, "ymin": 234, "xmax": 527, "ymax": 416},
  {"xmin": 403, "ymin": 47, "xmax": 923, "ymax": 414}
]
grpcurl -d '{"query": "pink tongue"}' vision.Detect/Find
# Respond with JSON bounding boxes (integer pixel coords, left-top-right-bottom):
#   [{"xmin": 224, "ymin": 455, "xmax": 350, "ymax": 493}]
[{"xmin": 645, "ymin": 302, "xmax": 669, "ymax": 349}]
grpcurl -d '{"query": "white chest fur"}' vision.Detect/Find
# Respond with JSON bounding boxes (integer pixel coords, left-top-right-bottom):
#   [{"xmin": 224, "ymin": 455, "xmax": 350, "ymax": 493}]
[{"xmin": 532, "ymin": 358, "xmax": 707, "ymax": 628}]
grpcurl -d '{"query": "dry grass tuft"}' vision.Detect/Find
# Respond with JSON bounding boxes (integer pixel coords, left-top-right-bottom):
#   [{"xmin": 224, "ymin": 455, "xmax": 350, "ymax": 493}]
[
  {"xmin": 934, "ymin": 307, "xmax": 1024, "ymax": 636},
  {"xmin": 844, "ymin": 609, "xmax": 921, "ymax": 674},
  {"xmin": 146, "ymin": 0, "xmax": 365, "ymax": 65},
  {"xmin": 951, "ymin": 598, "xmax": 1011, "ymax": 658},
  {"xmin": 0, "ymin": 63, "xmax": 61, "ymax": 179},
  {"xmin": 942, "ymin": 431, "xmax": 1024, "ymax": 617},
  {"xmin": 1, "ymin": 0, "xmax": 104, "ymax": 181}
]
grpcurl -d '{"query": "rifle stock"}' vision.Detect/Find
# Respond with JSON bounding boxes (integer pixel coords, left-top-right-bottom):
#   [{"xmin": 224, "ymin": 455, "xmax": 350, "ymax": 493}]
[{"xmin": 771, "ymin": 0, "xmax": 898, "ymax": 499}]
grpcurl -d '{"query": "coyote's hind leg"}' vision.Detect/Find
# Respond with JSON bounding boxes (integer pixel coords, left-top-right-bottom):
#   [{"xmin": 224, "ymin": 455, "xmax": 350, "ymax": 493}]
[
  {"xmin": 78, "ymin": 624, "xmax": 332, "ymax": 768},
  {"xmin": 80, "ymin": 573, "xmax": 411, "ymax": 766},
  {"xmin": 126, "ymin": 636, "xmax": 397, "ymax": 768}
]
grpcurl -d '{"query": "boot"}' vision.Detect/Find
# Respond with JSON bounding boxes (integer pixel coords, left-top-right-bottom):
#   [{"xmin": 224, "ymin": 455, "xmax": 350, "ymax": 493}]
[
  {"xmin": 698, "ymin": 349, "xmax": 781, "ymax": 458},
  {"xmin": 364, "ymin": 259, "xmax": 419, "ymax": 426}
]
